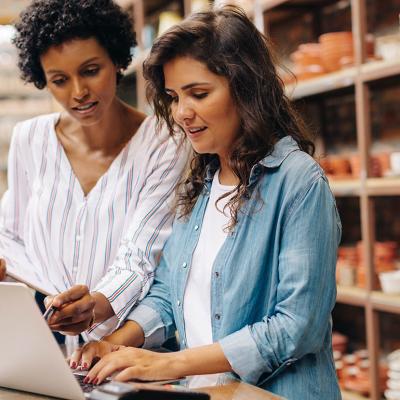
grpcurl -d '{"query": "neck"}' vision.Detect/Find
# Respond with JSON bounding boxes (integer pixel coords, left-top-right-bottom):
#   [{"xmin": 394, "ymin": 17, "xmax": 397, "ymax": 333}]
[
  {"xmin": 219, "ymin": 157, "xmax": 239, "ymax": 186},
  {"xmin": 62, "ymin": 98, "xmax": 132, "ymax": 153}
]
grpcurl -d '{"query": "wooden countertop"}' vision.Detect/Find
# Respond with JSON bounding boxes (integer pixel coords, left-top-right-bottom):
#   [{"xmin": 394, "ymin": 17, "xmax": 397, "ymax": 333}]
[{"xmin": 0, "ymin": 377, "xmax": 284, "ymax": 400}]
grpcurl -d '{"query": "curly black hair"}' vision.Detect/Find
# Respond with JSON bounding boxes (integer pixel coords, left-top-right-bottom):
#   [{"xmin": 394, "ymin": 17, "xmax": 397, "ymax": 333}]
[{"xmin": 13, "ymin": 0, "xmax": 136, "ymax": 89}]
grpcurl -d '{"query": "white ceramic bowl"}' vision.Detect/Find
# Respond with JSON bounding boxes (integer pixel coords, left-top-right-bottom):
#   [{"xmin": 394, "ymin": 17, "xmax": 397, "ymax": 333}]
[{"xmin": 379, "ymin": 270, "xmax": 400, "ymax": 294}]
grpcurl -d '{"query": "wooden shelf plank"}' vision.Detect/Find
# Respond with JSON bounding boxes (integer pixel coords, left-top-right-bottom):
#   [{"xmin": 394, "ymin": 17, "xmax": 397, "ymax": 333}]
[
  {"xmin": 341, "ymin": 389, "xmax": 370, "ymax": 400},
  {"xmin": 329, "ymin": 179, "xmax": 361, "ymax": 197},
  {"xmin": 260, "ymin": 0, "xmax": 289, "ymax": 12},
  {"xmin": 361, "ymin": 59, "xmax": 400, "ymax": 83},
  {"xmin": 285, "ymin": 67, "xmax": 356, "ymax": 99},
  {"xmin": 337, "ymin": 286, "xmax": 368, "ymax": 307},
  {"xmin": 284, "ymin": 59, "xmax": 400, "ymax": 100},
  {"xmin": 366, "ymin": 177, "xmax": 400, "ymax": 196},
  {"xmin": 371, "ymin": 291, "xmax": 400, "ymax": 314}
]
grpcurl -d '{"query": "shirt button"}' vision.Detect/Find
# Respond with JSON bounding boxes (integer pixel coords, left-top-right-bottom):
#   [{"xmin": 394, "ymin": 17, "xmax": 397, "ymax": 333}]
[
  {"xmin": 215, "ymin": 314, "xmax": 221, "ymax": 320},
  {"xmin": 177, "ymin": 300, "xmax": 181, "ymax": 307},
  {"xmin": 182, "ymin": 262, "xmax": 187, "ymax": 268},
  {"xmin": 194, "ymin": 225, "xmax": 199, "ymax": 231},
  {"xmin": 215, "ymin": 272, "xmax": 220, "ymax": 278},
  {"xmin": 182, "ymin": 340, "xmax": 186, "ymax": 347}
]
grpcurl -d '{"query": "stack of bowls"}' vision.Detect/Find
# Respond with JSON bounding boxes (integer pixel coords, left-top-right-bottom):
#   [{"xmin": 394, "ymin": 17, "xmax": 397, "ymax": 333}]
[
  {"xmin": 385, "ymin": 350, "xmax": 400, "ymax": 400},
  {"xmin": 319, "ymin": 32, "xmax": 354, "ymax": 72},
  {"xmin": 289, "ymin": 42, "xmax": 325, "ymax": 81},
  {"xmin": 319, "ymin": 31, "xmax": 375, "ymax": 72},
  {"xmin": 356, "ymin": 241, "xmax": 398, "ymax": 289}
]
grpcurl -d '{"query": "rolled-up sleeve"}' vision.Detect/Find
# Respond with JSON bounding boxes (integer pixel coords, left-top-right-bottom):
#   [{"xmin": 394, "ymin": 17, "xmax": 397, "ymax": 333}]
[
  {"xmin": 220, "ymin": 176, "xmax": 341, "ymax": 384},
  {"xmin": 126, "ymin": 245, "xmax": 177, "ymax": 348}
]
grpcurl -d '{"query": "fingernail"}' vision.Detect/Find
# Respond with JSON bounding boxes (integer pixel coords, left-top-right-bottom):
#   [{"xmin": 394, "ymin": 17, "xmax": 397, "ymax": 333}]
[
  {"xmin": 93, "ymin": 378, "xmax": 99, "ymax": 385},
  {"xmin": 83, "ymin": 362, "xmax": 88, "ymax": 369},
  {"xmin": 83, "ymin": 377, "xmax": 89, "ymax": 384},
  {"xmin": 71, "ymin": 361, "xmax": 76, "ymax": 369}
]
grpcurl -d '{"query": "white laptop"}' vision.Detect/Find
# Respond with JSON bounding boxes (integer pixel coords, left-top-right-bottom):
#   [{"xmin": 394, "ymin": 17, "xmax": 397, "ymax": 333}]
[{"xmin": 0, "ymin": 282, "xmax": 91, "ymax": 400}]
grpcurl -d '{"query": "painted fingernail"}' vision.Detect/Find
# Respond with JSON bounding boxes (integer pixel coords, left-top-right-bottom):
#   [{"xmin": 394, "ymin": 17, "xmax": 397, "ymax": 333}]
[
  {"xmin": 93, "ymin": 378, "xmax": 99, "ymax": 385},
  {"xmin": 83, "ymin": 362, "xmax": 88, "ymax": 369},
  {"xmin": 83, "ymin": 377, "xmax": 89, "ymax": 384},
  {"xmin": 71, "ymin": 361, "xmax": 76, "ymax": 369}
]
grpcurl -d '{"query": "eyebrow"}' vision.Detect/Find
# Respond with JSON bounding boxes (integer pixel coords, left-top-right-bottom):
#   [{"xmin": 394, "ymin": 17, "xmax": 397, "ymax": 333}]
[
  {"xmin": 46, "ymin": 57, "xmax": 101, "ymax": 74},
  {"xmin": 165, "ymin": 82, "xmax": 211, "ymax": 92}
]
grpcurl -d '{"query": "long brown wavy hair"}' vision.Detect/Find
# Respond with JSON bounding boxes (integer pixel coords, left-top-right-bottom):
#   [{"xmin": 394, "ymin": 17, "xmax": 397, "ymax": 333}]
[{"xmin": 143, "ymin": 5, "xmax": 314, "ymax": 229}]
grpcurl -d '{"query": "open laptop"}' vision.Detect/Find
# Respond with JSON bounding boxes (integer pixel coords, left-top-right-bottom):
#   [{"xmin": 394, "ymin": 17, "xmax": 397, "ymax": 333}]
[{"xmin": 0, "ymin": 282, "xmax": 93, "ymax": 400}]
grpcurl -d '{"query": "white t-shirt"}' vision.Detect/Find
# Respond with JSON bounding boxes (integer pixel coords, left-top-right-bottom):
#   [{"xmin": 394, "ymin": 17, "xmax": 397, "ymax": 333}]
[{"xmin": 183, "ymin": 170, "xmax": 235, "ymax": 386}]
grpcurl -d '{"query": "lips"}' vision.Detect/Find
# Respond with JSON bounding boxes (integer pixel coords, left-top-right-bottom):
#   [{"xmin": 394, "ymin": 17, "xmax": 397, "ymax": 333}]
[
  {"xmin": 185, "ymin": 126, "xmax": 207, "ymax": 137},
  {"xmin": 72, "ymin": 101, "xmax": 98, "ymax": 114}
]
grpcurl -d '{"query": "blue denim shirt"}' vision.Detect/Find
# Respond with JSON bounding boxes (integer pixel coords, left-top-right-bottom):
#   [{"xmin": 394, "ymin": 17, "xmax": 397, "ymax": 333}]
[{"xmin": 127, "ymin": 136, "xmax": 342, "ymax": 400}]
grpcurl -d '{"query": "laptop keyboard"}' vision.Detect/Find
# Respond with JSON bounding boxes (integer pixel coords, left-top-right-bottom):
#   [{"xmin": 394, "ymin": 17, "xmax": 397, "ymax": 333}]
[{"xmin": 74, "ymin": 373, "xmax": 96, "ymax": 393}]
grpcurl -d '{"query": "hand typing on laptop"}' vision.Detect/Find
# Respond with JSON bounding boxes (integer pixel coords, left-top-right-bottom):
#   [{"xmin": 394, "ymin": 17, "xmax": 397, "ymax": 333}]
[{"xmin": 44, "ymin": 285, "xmax": 114, "ymax": 336}]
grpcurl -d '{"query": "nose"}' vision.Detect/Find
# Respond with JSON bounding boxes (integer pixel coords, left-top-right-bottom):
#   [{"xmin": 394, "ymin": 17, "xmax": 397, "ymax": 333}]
[
  {"xmin": 174, "ymin": 98, "xmax": 194, "ymax": 126},
  {"xmin": 72, "ymin": 78, "xmax": 89, "ymax": 102}
]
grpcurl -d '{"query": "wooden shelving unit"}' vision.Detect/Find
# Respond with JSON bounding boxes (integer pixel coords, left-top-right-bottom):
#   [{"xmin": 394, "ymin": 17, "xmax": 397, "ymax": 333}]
[{"xmin": 260, "ymin": 2, "xmax": 400, "ymax": 400}]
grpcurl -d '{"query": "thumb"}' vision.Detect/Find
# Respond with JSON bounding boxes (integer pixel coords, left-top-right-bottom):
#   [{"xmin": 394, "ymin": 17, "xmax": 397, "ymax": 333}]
[
  {"xmin": 0, "ymin": 259, "xmax": 6, "ymax": 281},
  {"xmin": 44, "ymin": 295, "xmax": 55, "ymax": 309}
]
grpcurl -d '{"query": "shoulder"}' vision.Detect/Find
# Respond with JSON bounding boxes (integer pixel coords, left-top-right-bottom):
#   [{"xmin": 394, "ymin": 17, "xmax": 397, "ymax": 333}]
[
  {"xmin": 259, "ymin": 148, "xmax": 333, "ymax": 207},
  {"xmin": 282, "ymin": 149, "xmax": 325, "ymax": 186},
  {"xmin": 137, "ymin": 115, "xmax": 190, "ymax": 159},
  {"xmin": 11, "ymin": 112, "xmax": 58, "ymax": 149}
]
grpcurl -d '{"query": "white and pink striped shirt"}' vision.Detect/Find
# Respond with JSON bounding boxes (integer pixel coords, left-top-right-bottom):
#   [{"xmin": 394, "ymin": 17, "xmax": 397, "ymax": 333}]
[{"xmin": 0, "ymin": 113, "xmax": 188, "ymax": 340}]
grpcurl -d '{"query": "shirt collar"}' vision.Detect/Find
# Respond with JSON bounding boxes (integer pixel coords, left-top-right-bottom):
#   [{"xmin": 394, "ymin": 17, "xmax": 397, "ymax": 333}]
[
  {"xmin": 203, "ymin": 136, "xmax": 300, "ymax": 184},
  {"xmin": 259, "ymin": 135, "xmax": 300, "ymax": 168}
]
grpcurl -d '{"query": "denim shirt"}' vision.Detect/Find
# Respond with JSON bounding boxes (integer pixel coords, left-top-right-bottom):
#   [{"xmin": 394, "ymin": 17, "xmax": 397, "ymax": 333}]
[{"xmin": 127, "ymin": 136, "xmax": 342, "ymax": 400}]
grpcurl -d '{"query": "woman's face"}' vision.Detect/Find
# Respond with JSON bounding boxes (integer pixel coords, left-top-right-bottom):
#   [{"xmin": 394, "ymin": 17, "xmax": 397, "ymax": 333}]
[
  {"xmin": 163, "ymin": 56, "xmax": 240, "ymax": 160},
  {"xmin": 40, "ymin": 37, "xmax": 118, "ymax": 126}
]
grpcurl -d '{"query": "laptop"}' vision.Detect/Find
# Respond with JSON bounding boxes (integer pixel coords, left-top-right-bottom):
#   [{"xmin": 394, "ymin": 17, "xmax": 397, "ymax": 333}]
[{"xmin": 0, "ymin": 282, "xmax": 93, "ymax": 400}]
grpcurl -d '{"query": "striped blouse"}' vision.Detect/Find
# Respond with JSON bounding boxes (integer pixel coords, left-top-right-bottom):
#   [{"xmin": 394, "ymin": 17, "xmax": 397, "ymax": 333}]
[{"xmin": 0, "ymin": 113, "xmax": 188, "ymax": 340}]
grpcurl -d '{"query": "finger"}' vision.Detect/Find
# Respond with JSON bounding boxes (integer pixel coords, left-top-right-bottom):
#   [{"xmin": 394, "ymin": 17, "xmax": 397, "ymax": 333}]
[
  {"xmin": 114, "ymin": 366, "xmax": 142, "ymax": 382},
  {"xmin": 51, "ymin": 285, "xmax": 89, "ymax": 308},
  {"xmin": 0, "ymin": 259, "xmax": 6, "ymax": 281},
  {"xmin": 69, "ymin": 347, "xmax": 83, "ymax": 369},
  {"xmin": 80, "ymin": 343, "xmax": 101, "ymax": 370},
  {"xmin": 44, "ymin": 295, "xmax": 54, "ymax": 309},
  {"xmin": 50, "ymin": 320, "xmax": 90, "ymax": 335},
  {"xmin": 49, "ymin": 307, "xmax": 93, "ymax": 326},
  {"xmin": 87, "ymin": 353, "xmax": 128, "ymax": 384},
  {"xmin": 50, "ymin": 296, "xmax": 95, "ymax": 324}
]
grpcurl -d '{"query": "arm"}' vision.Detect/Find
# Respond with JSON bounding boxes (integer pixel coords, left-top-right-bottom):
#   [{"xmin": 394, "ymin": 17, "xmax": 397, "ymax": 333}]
[
  {"xmin": 87, "ymin": 125, "xmax": 189, "ymax": 339},
  {"xmin": 69, "ymin": 231, "xmax": 178, "ymax": 368},
  {"xmin": 219, "ymin": 175, "xmax": 341, "ymax": 384},
  {"xmin": 0, "ymin": 124, "xmax": 49, "ymax": 289}
]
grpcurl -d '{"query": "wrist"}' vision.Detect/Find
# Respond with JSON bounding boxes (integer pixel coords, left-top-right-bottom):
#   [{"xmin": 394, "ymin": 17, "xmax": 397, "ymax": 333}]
[
  {"xmin": 103, "ymin": 320, "xmax": 145, "ymax": 347},
  {"xmin": 91, "ymin": 291, "xmax": 114, "ymax": 324},
  {"xmin": 169, "ymin": 350, "xmax": 189, "ymax": 379}
]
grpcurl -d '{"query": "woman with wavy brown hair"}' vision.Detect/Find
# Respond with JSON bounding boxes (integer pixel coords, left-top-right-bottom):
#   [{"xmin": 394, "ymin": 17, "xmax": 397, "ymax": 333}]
[{"xmin": 71, "ymin": 6, "xmax": 342, "ymax": 399}]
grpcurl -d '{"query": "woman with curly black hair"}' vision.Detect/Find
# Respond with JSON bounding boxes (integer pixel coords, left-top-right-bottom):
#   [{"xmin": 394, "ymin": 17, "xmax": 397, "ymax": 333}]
[{"xmin": 0, "ymin": 0, "xmax": 188, "ymax": 345}]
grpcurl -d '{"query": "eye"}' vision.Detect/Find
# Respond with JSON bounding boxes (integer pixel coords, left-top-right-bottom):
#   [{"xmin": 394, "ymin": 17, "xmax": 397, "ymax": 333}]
[
  {"xmin": 166, "ymin": 93, "xmax": 178, "ymax": 103},
  {"xmin": 51, "ymin": 77, "xmax": 67, "ymax": 86},
  {"xmin": 193, "ymin": 92, "xmax": 208, "ymax": 100},
  {"xmin": 83, "ymin": 67, "xmax": 99, "ymax": 77}
]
